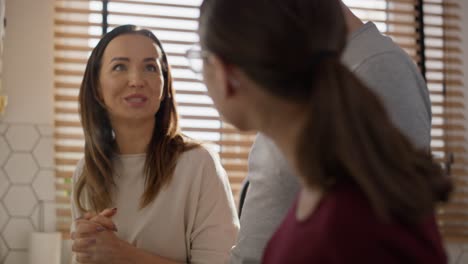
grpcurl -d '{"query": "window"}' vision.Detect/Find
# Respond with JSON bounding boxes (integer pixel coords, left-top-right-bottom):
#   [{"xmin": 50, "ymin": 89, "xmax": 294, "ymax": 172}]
[{"xmin": 54, "ymin": 0, "xmax": 465, "ymax": 241}]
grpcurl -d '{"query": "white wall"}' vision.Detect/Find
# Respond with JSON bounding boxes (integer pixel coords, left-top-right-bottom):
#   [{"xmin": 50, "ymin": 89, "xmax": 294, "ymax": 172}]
[
  {"xmin": 0, "ymin": 0, "xmax": 56, "ymax": 264},
  {"xmin": 2, "ymin": 0, "xmax": 54, "ymax": 124}
]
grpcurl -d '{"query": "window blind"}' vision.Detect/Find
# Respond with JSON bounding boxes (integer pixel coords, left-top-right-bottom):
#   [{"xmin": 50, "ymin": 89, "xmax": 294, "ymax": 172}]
[
  {"xmin": 54, "ymin": 0, "xmax": 465, "ymax": 241},
  {"xmin": 420, "ymin": 0, "xmax": 467, "ymax": 242}
]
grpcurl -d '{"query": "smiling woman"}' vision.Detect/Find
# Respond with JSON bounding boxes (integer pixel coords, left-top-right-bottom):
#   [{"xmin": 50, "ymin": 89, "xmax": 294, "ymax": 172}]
[{"xmin": 70, "ymin": 25, "xmax": 239, "ymax": 264}]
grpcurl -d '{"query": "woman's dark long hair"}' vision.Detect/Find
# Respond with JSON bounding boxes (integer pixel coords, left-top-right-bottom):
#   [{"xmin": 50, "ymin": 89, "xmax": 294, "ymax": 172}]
[
  {"xmin": 76, "ymin": 25, "xmax": 197, "ymax": 213},
  {"xmin": 199, "ymin": 0, "xmax": 452, "ymax": 224}
]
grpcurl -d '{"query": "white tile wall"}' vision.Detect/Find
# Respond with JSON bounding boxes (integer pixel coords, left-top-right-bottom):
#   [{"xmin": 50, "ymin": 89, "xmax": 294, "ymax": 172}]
[
  {"xmin": 33, "ymin": 138, "xmax": 54, "ymax": 169},
  {"xmin": 32, "ymin": 170, "xmax": 55, "ymax": 201},
  {"xmin": 0, "ymin": 170, "xmax": 8, "ymax": 198},
  {"xmin": 4, "ymin": 186, "xmax": 37, "ymax": 217},
  {"xmin": 4, "ymin": 154, "xmax": 38, "ymax": 184},
  {"xmin": 0, "ymin": 237, "xmax": 7, "ymax": 263},
  {"xmin": 3, "ymin": 219, "xmax": 34, "ymax": 250},
  {"xmin": 0, "ymin": 122, "xmax": 56, "ymax": 264},
  {"xmin": 5, "ymin": 125, "xmax": 39, "ymax": 152},
  {"xmin": 0, "ymin": 205, "xmax": 6, "ymax": 232},
  {"xmin": 3, "ymin": 251, "xmax": 27, "ymax": 264},
  {"xmin": 0, "ymin": 124, "xmax": 7, "ymax": 135},
  {"xmin": 36, "ymin": 125, "xmax": 53, "ymax": 137},
  {"xmin": 0, "ymin": 137, "xmax": 10, "ymax": 167}
]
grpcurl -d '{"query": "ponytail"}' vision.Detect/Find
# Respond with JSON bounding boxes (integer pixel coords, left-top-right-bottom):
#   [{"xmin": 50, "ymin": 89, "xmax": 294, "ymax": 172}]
[{"xmin": 296, "ymin": 57, "xmax": 452, "ymax": 224}]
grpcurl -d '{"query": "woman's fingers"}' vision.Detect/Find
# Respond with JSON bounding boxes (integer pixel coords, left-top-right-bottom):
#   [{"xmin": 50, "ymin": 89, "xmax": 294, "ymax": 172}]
[
  {"xmin": 73, "ymin": 208, "xmax": 117, "ymax": 240},
  {"xmin": 72, "ymin": 237, "xmax": 96, "ymax": 253},
  {"xmin": 75, "ymin": 252, "xmax": 93, "ymax": 264},
  {"xmin": 90, "ymin": 214, "xmax": 118, "ymax": 231},
  {"xmin": 99, "ymin": 207, "xmax": 117, "ymax": 218},
  {"xmin": 83, "ymin": 212, "xmax": 96, "ymax": 220},
  {"xmin": 74, "ymin": 219, "xmax": 106, "ymax": 239}
]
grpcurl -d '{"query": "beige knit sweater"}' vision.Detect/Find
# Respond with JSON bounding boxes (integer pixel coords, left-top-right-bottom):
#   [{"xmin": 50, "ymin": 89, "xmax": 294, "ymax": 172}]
[{"xmin": 71, "ymin": 146, "xmax": 239, "ymax": 264}]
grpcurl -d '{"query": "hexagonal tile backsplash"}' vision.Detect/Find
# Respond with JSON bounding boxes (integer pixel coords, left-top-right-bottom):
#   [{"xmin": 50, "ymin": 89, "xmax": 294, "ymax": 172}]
[
  {"xmin": 5, "ymin": 125, "xmax": 39, "ymax": 152},
  {"xmin": 0, "ymin": 137, "xmax": 10, "ymax": 167},
  {"xmin": 0, "ymin": 122, "xmax": 56, "ymax": 264},
  {"xmin": 0, "ymin": 204, "xmax": 8, "ymax": 231},
  {"xmin": 3, "ymin": 251, "xmax": 27, "ymax": 264},
  {"xmin": 0, "ymin": 170, "xmax": 9, "ymax": 198},
  {"xmin": 3, "ymin": 219, "xmax": 35, "ymax": 250},
  {"xmin": 4, "ymin": 186, "xmax": 37, "ymax": 217},
  {"xmin": 4, "ymin": 153, "xmax": 38, "ymax": 184},
  {"xmin": 0, "ymin": 236, "xmax": 7, "ymax": 263}
]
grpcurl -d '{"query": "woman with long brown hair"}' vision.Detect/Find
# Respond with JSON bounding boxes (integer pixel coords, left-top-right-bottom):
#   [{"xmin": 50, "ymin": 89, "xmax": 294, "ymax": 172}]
[
  {"xmin": 70, "ymin": 25, "xmax": 239, "ymax": 264},
  {"xmin": 194, "ymin": 0, "xmax": 451, "ymax": 263}
]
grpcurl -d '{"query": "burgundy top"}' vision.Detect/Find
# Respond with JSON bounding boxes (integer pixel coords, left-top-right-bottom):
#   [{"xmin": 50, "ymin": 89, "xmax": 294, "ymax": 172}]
[{"xmin": 262, "ymin": 184, "xmax": 446, "ymax": 264}]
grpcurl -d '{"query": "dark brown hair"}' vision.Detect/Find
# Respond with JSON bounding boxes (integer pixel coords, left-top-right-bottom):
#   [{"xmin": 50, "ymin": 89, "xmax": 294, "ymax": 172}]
[
  {"xmin": 76, "ymin": 25, "xmax": 197, "ymax": 213},
  {"xmin": 199, "ymin": 0, "xmax": 451, "ymax": 223}
]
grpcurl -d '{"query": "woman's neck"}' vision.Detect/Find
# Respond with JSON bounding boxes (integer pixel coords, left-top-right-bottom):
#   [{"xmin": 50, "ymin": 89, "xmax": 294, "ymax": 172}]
[
  {"xmin": 296, "ymin": 186, "xmax": 324, "ymax": 221},
  {"xmin": 259, "ymin": 99, "xmax": 325, "ymax": 220},
  {"xmin": 111, "ymin": 118, "xmax": 155, "ymax": 155},
  {"xmin": 260, "ymin": 100, "xmax": 306, "ymax": 180}
]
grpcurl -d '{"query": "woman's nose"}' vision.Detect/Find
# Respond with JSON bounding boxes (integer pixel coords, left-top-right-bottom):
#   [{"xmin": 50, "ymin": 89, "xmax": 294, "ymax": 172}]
[{"xmin": 128, "ymin": 70, "xmax": 145, "ymax": 88}]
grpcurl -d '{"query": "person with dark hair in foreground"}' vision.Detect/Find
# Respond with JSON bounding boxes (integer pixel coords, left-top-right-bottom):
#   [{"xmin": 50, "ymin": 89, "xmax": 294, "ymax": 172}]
[
  {"xmin": 228, "ymin": 2, "xmax": 435, "ymax": 263},
  {"xmin": 196, "ymin": 0, "xmax": 450, "ymax": 263}
]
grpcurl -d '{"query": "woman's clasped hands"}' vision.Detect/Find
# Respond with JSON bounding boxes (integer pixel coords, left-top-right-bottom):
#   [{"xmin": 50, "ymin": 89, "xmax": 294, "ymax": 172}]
[{"xmin": 71, "ymin": 208, "xmax": 130, "ymax": 264}]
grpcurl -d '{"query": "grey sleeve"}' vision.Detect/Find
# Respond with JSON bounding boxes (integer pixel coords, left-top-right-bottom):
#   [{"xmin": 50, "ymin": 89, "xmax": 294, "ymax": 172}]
[
  {"xmin": 230, "ymin": 134, "xmax": 300, "ymax": 264},
  {"xmin": 353, "ymin": 51, "xmax": 432, "ymax": 150}
]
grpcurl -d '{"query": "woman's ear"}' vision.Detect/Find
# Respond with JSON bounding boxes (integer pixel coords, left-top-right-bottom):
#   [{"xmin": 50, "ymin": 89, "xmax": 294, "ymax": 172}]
[
  {"xmin": 206, "ymin": 54, "xmax": 241, "ymax": 100},
  {"xmin": 228, "ymin": 76, "xmax": 241, "ymax": 92}
]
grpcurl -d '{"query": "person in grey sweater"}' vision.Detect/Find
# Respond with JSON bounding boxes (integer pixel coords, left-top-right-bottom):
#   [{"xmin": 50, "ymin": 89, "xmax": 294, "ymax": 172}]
[{"xmin": 230, "ymin": 3, "xmax": 431, "ymax": 264}]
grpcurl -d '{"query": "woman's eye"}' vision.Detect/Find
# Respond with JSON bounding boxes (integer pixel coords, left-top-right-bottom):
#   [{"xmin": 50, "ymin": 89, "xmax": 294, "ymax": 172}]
[
  {"xmin": 145, "ymin": 64, "xmax": 158, "ymax": 72},
  {"xmin": 112, "ymin": 64, "xmax": 126, "ymax": 71}
]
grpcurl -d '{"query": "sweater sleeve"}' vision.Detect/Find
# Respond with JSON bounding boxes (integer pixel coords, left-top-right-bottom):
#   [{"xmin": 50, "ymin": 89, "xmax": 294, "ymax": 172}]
[
  {"xmin": 70, "ymin": 158, "xmax": 86, "ymax": 232},
  {"xmin": 353, "ymin": 51, "xmax": 432, "ymax": 150},
  {"xmin": 188, "ymin": 147, "xmax": 240, "ymax": 264},
  {"xmin": 70, "ymin": 158, "xmax": 85, "ymax": 264},
  {"xmin": 230, "ymin": 134, "xmax": 300, "ymax": 264}
]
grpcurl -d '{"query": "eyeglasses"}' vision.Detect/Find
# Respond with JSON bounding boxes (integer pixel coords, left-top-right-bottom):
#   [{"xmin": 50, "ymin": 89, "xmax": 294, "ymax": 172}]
[{"xmin": 185, "ymin": 45, "xmax": 210, "ymax": 74}]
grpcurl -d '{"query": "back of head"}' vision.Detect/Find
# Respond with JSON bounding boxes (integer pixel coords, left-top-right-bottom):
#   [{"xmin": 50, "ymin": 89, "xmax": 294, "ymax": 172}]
[
  {"xmin": 199, "ymin": 0, "xmax": 452, "ymax": 224},
  {"xmin": 200, "ymin": 0, "xmax": 347, "ymax": 101}
]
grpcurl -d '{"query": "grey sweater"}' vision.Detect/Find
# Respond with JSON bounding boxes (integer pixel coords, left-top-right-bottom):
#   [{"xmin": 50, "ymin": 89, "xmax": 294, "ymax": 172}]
[{"xmin": 230, "ymin": 22, "xmax": 432, "ymax": 264}]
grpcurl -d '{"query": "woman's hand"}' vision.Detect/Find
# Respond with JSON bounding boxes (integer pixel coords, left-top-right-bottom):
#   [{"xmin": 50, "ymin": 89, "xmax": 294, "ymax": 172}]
[
  {"xmin": 72, "ymin": 208, "xmax": 128, "ymax": 264},
  {"xmin": 71, "ymin": 208, "xmax": 117, "ymax": 240},
  {"xmin": 72, "ymin": 225, "xmax": 130, "ymax": 264},
  {"xmin": 72, "ymin": 208, "xmax": 180, "ymax": 264}
]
